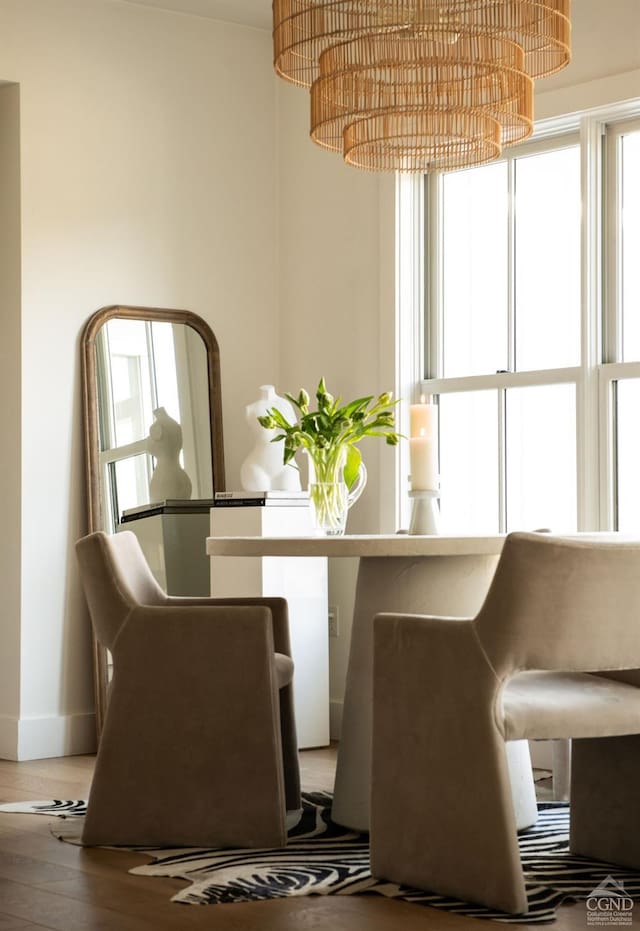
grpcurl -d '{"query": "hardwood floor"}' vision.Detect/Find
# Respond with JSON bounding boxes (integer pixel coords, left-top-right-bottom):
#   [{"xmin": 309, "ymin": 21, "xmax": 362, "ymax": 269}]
[{"xmin": 0, "ymin": 749, "xmax": 594, "ymax": 930}]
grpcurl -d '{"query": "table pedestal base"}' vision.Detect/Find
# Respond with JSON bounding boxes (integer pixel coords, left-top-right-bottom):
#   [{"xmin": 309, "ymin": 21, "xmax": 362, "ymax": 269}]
[{"xmin": 332, "ymin": 553, "xmax": 538, "ymax": 833}]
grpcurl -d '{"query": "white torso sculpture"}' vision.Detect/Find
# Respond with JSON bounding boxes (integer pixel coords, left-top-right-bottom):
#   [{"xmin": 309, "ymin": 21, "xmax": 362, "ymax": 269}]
[
  {"xmin": 240, "ymin": 385, "xmax": 301, "ymax": 492},
  {"xmin": 148, "ymin": 407, "xmax": 193, "ymax": 502}
]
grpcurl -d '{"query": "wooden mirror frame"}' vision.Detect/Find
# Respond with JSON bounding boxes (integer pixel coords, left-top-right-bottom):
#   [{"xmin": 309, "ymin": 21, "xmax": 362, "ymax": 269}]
[{"xmin": 81, "ymin": 304, "xmax": 225, "ymax": 736}]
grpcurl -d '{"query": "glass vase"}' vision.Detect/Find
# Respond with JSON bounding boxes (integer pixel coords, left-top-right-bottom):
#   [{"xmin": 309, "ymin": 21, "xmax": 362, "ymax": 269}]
[{"xmin": 307, "ymin": 447, "xmax": 367, "ymax": 536}]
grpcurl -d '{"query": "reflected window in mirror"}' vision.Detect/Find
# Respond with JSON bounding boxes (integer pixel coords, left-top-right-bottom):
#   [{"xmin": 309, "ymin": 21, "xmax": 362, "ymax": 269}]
[{"xmin": 95, "ymin": 317, "xmax": 214, "ymax": 531}]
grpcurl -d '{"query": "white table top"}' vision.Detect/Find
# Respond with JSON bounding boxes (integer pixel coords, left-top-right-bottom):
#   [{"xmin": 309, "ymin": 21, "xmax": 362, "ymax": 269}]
[{"xmin": 206, "ymin": 533, "xmax": 506, "ymax": 558}]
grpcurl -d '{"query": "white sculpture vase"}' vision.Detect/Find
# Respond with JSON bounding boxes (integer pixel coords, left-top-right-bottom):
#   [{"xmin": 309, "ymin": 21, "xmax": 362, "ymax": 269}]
[
  {"xmin": 240, "ymin": 385, "xmax": 301, "ymax": 492},
  {"xmin": 148, "ymin": 407, "xmax": 192, "ymax": 502}
]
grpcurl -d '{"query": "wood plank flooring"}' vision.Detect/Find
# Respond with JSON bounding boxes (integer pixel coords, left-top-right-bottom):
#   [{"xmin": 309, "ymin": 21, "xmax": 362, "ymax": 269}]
[{"xmin": 0, "ymin": 749, "xmax": 597, "ymax": 930}]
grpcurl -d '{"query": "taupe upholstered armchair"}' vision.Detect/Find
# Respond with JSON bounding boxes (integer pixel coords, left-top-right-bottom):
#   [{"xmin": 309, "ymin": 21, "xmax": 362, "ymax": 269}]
[
  {"xmin": 371, "ymin": 532, "xmax": 640, "ymax": 915},
  {"xmin": 76, "ymin": 530, "xmax": 300, "ymax": 848}
]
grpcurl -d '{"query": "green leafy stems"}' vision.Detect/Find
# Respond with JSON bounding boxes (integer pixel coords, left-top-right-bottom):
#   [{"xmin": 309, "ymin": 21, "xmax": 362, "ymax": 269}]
[{"xmin": 257, "ymin": 377, "xmax": 401, "ymax": 491}]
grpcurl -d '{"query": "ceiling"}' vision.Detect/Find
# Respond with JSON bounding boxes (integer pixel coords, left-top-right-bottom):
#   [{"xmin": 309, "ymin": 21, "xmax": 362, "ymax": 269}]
[{"xmin": 119, "ymin": 0, "xmax": 272, "ymax": 29}]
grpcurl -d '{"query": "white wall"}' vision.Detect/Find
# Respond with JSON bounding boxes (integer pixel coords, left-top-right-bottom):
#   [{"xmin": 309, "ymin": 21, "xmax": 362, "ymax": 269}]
[
  {"xmin": 538, "ymin": 0, "xmax": 640, "ymax": 94},
  {"xmin": 0, "ymin": 82, "xmax": 22, "ymax": 754},
  {"xmin": 0, "ymin": 0, "xmax": 279, "ymax": 759},
  {"xmin": 535, "ymin": 0, "xmax": 640, "ymax": 120}
]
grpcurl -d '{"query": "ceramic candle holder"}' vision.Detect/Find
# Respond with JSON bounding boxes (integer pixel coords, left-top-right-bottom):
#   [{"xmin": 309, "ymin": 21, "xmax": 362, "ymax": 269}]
[{"xmin": 408, "ymin": 488, "xmax": 441, "ymax": 535}]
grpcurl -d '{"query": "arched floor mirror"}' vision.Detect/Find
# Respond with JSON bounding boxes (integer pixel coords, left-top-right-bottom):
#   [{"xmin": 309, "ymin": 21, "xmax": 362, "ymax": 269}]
[{"xmin": 81, "ymin": 305, "xmax": 225, "ymax": 736}]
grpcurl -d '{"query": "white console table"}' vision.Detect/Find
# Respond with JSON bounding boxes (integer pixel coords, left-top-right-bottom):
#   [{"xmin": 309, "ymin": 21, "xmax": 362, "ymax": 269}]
[
  {"xmin": 209, "ymin": 507, "xmax": 329, "ymax": 750},
  {"xmin": 205, "ymin": 533, "xmax": 544, "ymax": 833},
  {"xmin": 119, "ymin": 504, "xmax": 212, "ymax": 595}
]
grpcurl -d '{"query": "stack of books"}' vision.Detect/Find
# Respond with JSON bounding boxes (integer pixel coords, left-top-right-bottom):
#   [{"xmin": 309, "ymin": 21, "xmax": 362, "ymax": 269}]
[
  {"xmin": 121, "ymin": 498, "xmax": 216, "ymax": 521},
  {"xmin": 213, "ymin": 491, "xmax": 309, "ymax": 508}
]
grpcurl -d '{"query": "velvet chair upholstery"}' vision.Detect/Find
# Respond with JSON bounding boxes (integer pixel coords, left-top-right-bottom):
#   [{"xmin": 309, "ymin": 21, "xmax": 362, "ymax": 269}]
[
  {"xmin": 371, "ymin": 532, "xmax": 640, "ymax": 915},
  {"xmin": 76, "ymin": 530, "xmax": 300, "ymax": 849}
]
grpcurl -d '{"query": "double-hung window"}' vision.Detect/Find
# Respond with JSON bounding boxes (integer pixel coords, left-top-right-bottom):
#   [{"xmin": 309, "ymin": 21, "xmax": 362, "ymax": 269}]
[
  {"xmin": 601, "ymin": 117, "xmax": 640, "ymax": 530},
  {"xmin": 410, "ymin": 104, "xmax": 640, "ymax": 535}
]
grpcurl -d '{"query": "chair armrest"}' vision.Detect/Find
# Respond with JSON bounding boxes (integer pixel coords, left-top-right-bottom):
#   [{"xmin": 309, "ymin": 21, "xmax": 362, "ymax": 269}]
[
  {"xmin": 164, "ymin": 596, "xmax": 291, "ymax": 655},
  {"xmin": 373, "ymin": 611, "xmax": 508, "ymax": 789},
  {"xmin": 112, "ymin": 603, "xmax": 276, "ymax": 685},
  {"xmin": 374, "ymin": 612, "xmax": 502, "ymax": 716},
  {"xmin": 374, "ymin": 612, "xmax": 475, "ymax": 654}
]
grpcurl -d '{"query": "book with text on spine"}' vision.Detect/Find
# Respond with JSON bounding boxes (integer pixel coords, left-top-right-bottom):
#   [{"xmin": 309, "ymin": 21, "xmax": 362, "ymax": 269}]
[{"xmin": 214, "ymin": 490, "xmax": 309, "ymax": 507}]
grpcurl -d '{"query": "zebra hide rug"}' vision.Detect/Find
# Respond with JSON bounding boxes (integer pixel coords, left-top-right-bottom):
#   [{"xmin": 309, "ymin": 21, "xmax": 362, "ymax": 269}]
[{"xmin": 1, "ymin": 792, "xmax": 639, "ymax": 923}]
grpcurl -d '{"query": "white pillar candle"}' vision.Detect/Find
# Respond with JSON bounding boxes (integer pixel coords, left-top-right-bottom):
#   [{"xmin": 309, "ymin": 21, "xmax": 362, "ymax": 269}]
[
  {"xmin": 410, "ymin": 429, "xmax": 439, "ymax": 491},
  {"xmin": 409, "ymin": 395, "xmax": 438, "ymax": 439}
]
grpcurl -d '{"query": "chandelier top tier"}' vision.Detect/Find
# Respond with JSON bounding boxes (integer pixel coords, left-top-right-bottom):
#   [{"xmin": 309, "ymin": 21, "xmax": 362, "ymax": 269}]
[{"xmin": 273, "ymin": 0, "xmax": 571, "ymax": 87}]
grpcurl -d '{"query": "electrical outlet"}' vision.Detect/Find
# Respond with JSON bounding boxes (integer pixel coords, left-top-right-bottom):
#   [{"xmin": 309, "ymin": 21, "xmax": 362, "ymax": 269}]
[{"xmin": 328, "ymin": 606, "xmax": 339, "ymax": 638}]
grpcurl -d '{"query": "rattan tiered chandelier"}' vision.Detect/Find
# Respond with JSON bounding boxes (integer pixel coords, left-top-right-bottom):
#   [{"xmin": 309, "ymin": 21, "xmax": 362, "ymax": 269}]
[{"xmin": 272, "ymin": 0, "xmax": 571, "ymax": 172}]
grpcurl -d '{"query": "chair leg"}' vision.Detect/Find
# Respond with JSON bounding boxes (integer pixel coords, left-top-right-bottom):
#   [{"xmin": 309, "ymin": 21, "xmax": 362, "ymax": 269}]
[
  {"xmin": 372, "ymin": 727, "xmax": 528, "ymax": 914},
  {"xmin": 571, "ymin": 735, "xmax": 640, "ymax": 869},
  {"xmin": 371, "ymin": 616, "xmax": 529, "ymax": 915}
]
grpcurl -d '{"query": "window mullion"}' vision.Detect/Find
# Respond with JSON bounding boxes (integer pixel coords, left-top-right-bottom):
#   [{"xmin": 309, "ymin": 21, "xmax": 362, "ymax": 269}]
[
  {"xmin": 504, "ymin": 155, "xmax": 515, "ymax": 532},
  {"xmin": 498, "ymin": 388, "xmax": 507, "ymax": 532},
  {"xmin": 425, "ymin": 172, "xmax": 442, "ymax": 380},
  {"xmin": 99, "ymin": 326, "xmax": 117, "ymax": 451},
  {"xmin": 507, "ymin": 157, "xmax": 516, "ymax": 373},
  {"xmin": 604, "ymin": 126, "xmax": 622, "ymax": 362},
  {"xmin": 577, "ymin": 115, "xmax": 605, "ymax": 531},
  {"xmin": 396, "ymin": 173, "xmax": 427, "ymax": 530},
  {"xmin": 146, "ymin": 322, "xmax": 159, "ymax": 411},
  {"xmin": 603, "ymin": 116, "xmax": 640, "ymax": 364},
  {"xmin": 610, "ymin": 379, "xmax": 619, "ymax": 530},
  {"xmin": 599, "ymin": 361, "xmax": 640, "ymax": 530},
  {"xmin": 422, "ymin": 366, "xmax": 580, "ymax": 395}
]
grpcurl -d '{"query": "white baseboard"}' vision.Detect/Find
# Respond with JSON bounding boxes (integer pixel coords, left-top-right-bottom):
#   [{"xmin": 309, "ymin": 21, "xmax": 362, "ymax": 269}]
[
  {"xmin": 0, "ymin": 713, "xmax": 97, "ymax": 761},
  {"xmin": 329, "ymin": 700, "xmax": 343, "ymax": 741}
]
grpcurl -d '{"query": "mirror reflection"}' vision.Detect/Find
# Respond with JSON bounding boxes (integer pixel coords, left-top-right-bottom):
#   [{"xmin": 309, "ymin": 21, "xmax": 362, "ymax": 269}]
[{"xmin": 95, "ymin": 317, "xmax": 213, "ymax": 531}]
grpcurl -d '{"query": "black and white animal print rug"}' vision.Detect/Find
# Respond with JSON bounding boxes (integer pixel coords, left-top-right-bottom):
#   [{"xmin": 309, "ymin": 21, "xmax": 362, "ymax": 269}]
[{"xmin": 2, "ymin": 792, "xmax": 639, "ymax": 922}]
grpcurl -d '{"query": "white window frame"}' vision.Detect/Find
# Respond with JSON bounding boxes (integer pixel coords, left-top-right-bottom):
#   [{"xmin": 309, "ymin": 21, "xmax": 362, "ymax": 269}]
[
  {"xmin": 598, "ymin": 116, "xmax": 640, "ymax": 530},
  {"xmin": 395, "ymin": 99, "xmax": 640, "ymax": 534}
]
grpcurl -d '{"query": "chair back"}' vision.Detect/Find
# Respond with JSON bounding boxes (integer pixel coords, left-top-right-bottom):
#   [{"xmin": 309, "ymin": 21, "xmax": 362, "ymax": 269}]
[
  {"xmin": 475, "ymin": 532, "xmax": 640, "ymax": 676},
  {"xmin": 76, "ymin": 531, "xmax": 167, "ymax": 649}
]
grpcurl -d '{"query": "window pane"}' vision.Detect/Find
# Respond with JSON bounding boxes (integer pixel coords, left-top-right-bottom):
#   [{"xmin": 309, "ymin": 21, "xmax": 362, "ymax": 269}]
[
  {"xmin": 506, "ymin": 383, "xmax": 576, "ymax": 531},
  {"xmin": 515, "ymin": 147, "xmax": 581, "ymax": 371},
  {"xmin": 151, "ymin": 321, "xmax": 181, "ymax": 421},
  {"xmin": 616, "ymin": 379, "xmax": 640, "ymax": 530},
  {"xmin": 442, "ymin": 163, "xmax": 509, "ymax": 377},
  {"xmin": 102, "ymin": 454, "xmax": 152, "ymax": 532},
  {"xmin": 114, "ymin": 455, "xmax": 152, "ymax": 518},
  {"xmin": 106, "ymin": 319, "xmax": 154, "ymax": 446},
  {"xmin": 439, "ymin": 392, "xmax": 499, "ymax": 533},
  {"xmin": 621, "ymin": 131, "xmax": 640, "ymax": 362}
]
